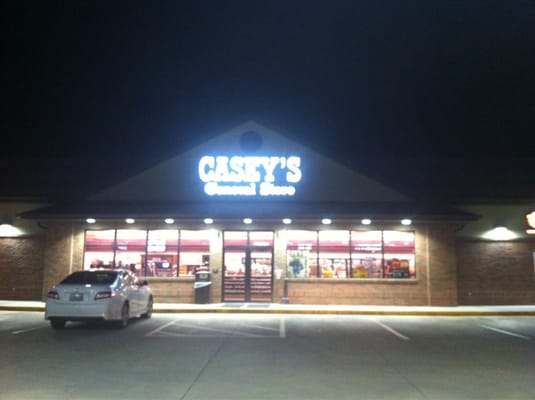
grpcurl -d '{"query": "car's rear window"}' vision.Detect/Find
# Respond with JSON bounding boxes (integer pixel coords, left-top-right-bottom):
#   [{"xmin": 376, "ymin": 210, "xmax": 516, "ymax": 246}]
[{"xmin": 60, "ymin": 271, "xmax": 118, "ymax": 285}]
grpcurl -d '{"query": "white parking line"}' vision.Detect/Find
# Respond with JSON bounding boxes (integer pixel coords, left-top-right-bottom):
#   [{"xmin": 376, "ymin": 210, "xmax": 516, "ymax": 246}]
[
  {"xmin": 480, "ymin": 325, "xmax": 531, "ymax": 340},
  {"xmin": 146, "ymin": 317, "xmax": 284, "ymax": 338},
  {"xmin": 373, "ymin": 320, "xmax": 410, "ymax": 340},
  {"xmin": 146, "ymin": 319, "xmax": 179, "ymax": 336},
  {"xmin": 12, "ymin": 326, "xmax": 46, "ymax": 334}
]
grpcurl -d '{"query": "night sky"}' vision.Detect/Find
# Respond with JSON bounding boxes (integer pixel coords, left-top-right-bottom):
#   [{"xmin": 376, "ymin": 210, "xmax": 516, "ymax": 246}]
[{"xmin": 2, "ymin": 1, "xmax": 535, "ymax": 167}]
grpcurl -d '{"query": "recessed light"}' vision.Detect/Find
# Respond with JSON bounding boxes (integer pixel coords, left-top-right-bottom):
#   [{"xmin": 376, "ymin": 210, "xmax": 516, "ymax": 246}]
[
  {"xmin": 125, "ymin": 218, "xmax": 135, "ymax": 224},
  {"xmin": 164, "ymin": 218, "xmax": 174, "ymax": 224},
  {"xmin": 322, "ymin": 218, "xmax": 332, "ymax": 225},
  {"xmin": 361, "ymin": 218, "xmax": 371, "ymax": 225},
  {"xmin": 203, "ymin": 218, "xmax": 213, "ymax": 224},
  {"xmin": 243, "ymin": 218, "xmax": 253, "ymax": 224},
  {"xmin": 282, "ymin": 218, "xmax": 292, "ymax": 224},
  {"xmin": 401, "ymin": 218, "xmax": 412, "ymax": 226},
  {"xmin": 86, "ymin": 218, "xmax": 96, "ymax": 224}
]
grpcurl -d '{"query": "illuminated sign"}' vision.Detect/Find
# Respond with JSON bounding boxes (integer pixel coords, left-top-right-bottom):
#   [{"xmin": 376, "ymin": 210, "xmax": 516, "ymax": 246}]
[
  {"xmin": 198, "ymin": 155, "xmax": 302, "ymax": 196},
  {"xmin": 526, "ymin": 211, "xmax": 535, "ymax": 235}
]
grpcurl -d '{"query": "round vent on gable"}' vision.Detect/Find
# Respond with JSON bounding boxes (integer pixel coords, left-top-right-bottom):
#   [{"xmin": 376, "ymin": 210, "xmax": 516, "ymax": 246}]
[{"xmin": 239, "ymin": 130, "xmax": 263, "ymax": 153}]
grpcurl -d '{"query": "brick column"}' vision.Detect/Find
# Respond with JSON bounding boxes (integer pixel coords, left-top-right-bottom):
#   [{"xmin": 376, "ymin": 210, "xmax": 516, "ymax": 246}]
[
  {"xmin": 41, "ymin": 221, "xmax": 85, "ymax": 299},
  {"xmin": 425, "ymin": 223, "xmax": 458, "ymax": 306}
]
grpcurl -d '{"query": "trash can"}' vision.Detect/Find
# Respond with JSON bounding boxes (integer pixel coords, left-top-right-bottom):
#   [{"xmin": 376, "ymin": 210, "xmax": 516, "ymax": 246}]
[{"xmin": 194, "ymin": 271, "xmax": 211, "ymax": 304}]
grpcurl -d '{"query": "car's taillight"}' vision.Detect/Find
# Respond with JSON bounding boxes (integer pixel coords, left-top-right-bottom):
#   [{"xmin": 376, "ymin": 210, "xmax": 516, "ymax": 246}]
[
  {"xmin": 94, "ymin": 291, "xmax": 112, "ymax": 300},
  {"xmin": 47, "ymin": 290, "xmax": 60, "ymax": 300}
]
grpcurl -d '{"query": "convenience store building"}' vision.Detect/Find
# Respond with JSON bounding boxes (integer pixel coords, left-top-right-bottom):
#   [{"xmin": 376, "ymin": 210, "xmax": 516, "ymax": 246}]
[{"xmin": 2, "ymin": 122, "xmax": 535, "ymax": 306}]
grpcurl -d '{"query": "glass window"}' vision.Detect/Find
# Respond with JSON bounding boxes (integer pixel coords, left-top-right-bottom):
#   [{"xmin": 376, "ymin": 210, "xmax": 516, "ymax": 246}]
[
  {"xmin": 318, "ymin": 230, "xmax": 350, "ymax": 278},
  {"xmin": 84, "ymin": 229, "xmax": 213, "ymax": 278},
  {"xmin": 383, "ymin": 230, "xmax": 415, "ymax": 279},
  {"xmin": 146, "ymin": 230, "xmax": 179, "ymax": 277},
  {"xmin": 83, "ymin": 230, "xmax": 115, "ymax": 269},
  {"xmin": 61, "ymin": 270, "xmax": 118, "ymax": 285},
  {"xmin": 285, "ymin": 229, "xmax": 416, "ymax": 280},
  {"xmin": 286, "ymin": 230, "xmax": 318, "ymax": 278},
  {"xmin": 249, "ymin": 231, "xmax": 274, "ymax": 247},
  {"xmin": 115, "ymin": 230, "xmax": 147, "ymax": 275},
  {"xmin": 179, "ymin": 230, "xmax": 211, "ymax": 276},
  {"xmin": 351, "ymin": 231, "xmax": 383, "ymax": 278},
  {"xmin": 223, "ymin": 231, "xmax": 248, "ymax": 247}
]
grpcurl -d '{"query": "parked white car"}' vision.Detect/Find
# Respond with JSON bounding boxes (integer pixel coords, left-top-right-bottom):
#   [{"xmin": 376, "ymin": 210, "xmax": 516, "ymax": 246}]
[{"xmin": 45, "ymin": 269, "xmax": 153, "ymax": 329}]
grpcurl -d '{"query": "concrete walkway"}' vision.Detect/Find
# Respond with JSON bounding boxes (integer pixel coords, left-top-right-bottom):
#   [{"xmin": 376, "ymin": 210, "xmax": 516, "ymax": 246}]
[{"xmin": 2, "ymin": 300, "xmax": 535, "ymax": 315}]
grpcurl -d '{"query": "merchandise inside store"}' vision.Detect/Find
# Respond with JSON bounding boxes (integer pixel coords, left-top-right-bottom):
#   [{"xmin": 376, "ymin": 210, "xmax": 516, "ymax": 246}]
[{"xmin": 83, "ymin": 228, "xmax": 415, "ymax": 280}]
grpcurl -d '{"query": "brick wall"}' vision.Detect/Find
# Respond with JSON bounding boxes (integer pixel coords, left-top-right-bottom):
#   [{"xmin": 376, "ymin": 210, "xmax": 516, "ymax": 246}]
[
  {"xmin": 425, "ymin": 224, "xmax": 459, "ymax": 306},
  {"xmin": 286, "ymin": 279, "xmax": 424, "ymax": 305},
  {"xmin": 145, "ymin": 278, "xmax": 196, "ymax": 303},
  {"xmin": 457, "ymin": 239, "xmax": 535, "ymax": 305},
  {"xmin": 41, "ymin": 222, "xmax": 85, "ymax": 299},
  {"xmin": 0, "ymin": 237, "xmax": 44, "ymax": 300}
]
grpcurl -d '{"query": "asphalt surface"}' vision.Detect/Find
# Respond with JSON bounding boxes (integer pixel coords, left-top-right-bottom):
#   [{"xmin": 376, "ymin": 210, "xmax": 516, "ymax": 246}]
[{"xmin": 1, "ymin": 310, "xmax": 535, "ymax": 399}]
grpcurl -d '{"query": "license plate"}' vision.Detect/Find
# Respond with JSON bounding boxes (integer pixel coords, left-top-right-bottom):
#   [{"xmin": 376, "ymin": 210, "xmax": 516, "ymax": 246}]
[{"xmin": 70, "ymin": 293, "xmax": 84, "ymax": 301}]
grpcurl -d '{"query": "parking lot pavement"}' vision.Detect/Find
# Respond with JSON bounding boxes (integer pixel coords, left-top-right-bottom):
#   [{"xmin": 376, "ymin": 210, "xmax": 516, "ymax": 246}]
[{"xmin": 2, "ymin": 312, "xmax": 535, "ymax": 399}]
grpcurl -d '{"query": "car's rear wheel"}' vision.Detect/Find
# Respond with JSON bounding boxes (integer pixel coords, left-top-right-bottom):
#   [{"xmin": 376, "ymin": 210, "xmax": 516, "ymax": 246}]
[
  {"xmin": 141, "ymin": 297, "xmax": 153, "ymax": 319},
  {"xmin": 116, "ymin": 303, "xmax": 129, "ymax": 329},
  {"xmin": 50, "ymin": 318, "xmax": 66, "ymax": 329}
]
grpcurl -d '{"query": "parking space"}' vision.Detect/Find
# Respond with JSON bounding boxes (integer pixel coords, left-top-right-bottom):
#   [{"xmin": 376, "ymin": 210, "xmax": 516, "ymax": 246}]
[
  {"xmin": 1, "ymin": 311, "xmax": 535, "ymax": 399},
  {"xmin": 146, "ymin": 314, "xmax": 286, "ymax": 339}
]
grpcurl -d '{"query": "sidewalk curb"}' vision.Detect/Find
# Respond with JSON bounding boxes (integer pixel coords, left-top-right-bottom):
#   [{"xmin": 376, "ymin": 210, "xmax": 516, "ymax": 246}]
[
  {"xmin": 0, "ymin": 306, "xmax": 45, "ymax": 312},
  {"xmin": 3, "ymin": 305, "xmax": 535, "ymax": 316},
  {"xmin": 153, "ymin": 308, "xmax": 535, "ymax": 316}
]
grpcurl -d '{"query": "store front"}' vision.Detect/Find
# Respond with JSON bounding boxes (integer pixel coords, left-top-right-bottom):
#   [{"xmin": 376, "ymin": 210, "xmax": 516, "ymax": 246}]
[{"xmin": 16, "ymin": 121, "xmax": 488, "ymax": 306}]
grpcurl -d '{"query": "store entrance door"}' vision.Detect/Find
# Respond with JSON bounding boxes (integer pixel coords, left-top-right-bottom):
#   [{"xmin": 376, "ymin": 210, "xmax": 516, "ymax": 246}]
[{"xmin": 223, "ymin": 231, "xmax": 274, "ymax": 302}]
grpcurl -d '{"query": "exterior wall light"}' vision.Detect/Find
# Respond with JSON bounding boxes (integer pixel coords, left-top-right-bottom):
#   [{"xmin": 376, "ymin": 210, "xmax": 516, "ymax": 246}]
[
  {"xmin": 322, "ymin": 218, "xmax": 332, "ymax": 225},
  {"xmin": 401, "ymin": 218, "xmax": 412, "ymax": 226},
  {"xmin": 86, "ymin": 218, "xmax": 96, "ymax": 224},
  {"xmin": 282, "ymin": 218, "xmax": 292, "ymax": 225},
  {"xmin": 361, "ymin": 218, "xmax": 372, "ymax": 225},
  {"xmin": 243, "ymin": 218, "xmax": 253, "ymax": 224},
  {"xmin": 483, "ymin": 225, "xmax": 517, "ymax": 241},
  {"xmin": 0, "ymin": 222, "xmax": 23, "ymax": 237},
  {"xmin": 203, "ymin": 218, "xmax": 213, "ymax": 224},
  {"xmin": 164, "ymin": 218, "xmax": 175, "ymax": 224},
  {"xmin": 125, "ymin": 218, "xmax": 135, "ymax": 224},
  {"xmin": 526, "ymin": 211, "xmax": 535, "ymax": 234}
]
